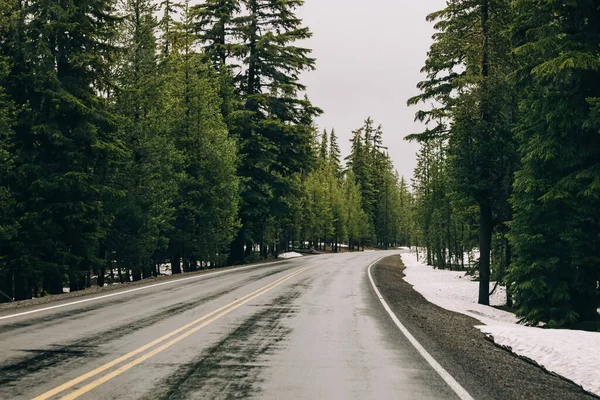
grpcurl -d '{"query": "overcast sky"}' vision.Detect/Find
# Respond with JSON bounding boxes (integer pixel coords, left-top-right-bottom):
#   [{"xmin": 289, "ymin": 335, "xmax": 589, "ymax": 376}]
[{"xmin": 298, "ymin": 0, "xmax": 447, "ymax": 180}]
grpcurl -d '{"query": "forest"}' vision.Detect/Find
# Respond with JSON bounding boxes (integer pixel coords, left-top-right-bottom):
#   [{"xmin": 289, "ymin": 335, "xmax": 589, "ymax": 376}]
[
  {"xmin": 0, "ymin": 0, "xmax": 409, "ymax": 302},
  {"xmin": 1, "ymin": 0, "xmax": 599, "ymax": 331},
  {"xmin": 408, "ymin": 0, "xmax": 600, "ymax": 329}
]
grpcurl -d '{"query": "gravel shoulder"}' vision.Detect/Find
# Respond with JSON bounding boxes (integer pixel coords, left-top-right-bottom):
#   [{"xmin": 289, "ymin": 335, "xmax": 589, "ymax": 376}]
[
  {"xmin": 0, "ymin": 258, "xmax": 293, "ymax": 315},
  {"xmin": 372, "ymin": 255, "xmax": 595, "ymax": 400}
]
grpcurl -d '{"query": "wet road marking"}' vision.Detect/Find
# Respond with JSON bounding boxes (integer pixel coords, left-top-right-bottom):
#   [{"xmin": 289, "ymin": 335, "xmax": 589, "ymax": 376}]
[
  {"xmin": 367, "ymin": 258, "xmax": 474, "ymax": 400},
  {"xmin": 0, "ymin": 260, "xmax": 290, "ymax": 321},
  {"xmin": 32, "ymin": 267, "xmax": 309, "ymax": 400}
]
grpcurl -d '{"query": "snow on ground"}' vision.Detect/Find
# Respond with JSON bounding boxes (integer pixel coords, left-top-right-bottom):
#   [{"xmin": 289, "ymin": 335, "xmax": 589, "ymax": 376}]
[
  {"xmin": 278, "ymin": 252, "xmax": 303, "ymax": 259},
  {"xmin": 402, "ymin": 251, "xmax": 516, "ymax": 325},
  {"xmin": 158, "ymin": 263, "xmax": 172, "ymax": 276},
  {"xmin": 400, "ymin": 250, "xmax": 600, "ymax": 396}
]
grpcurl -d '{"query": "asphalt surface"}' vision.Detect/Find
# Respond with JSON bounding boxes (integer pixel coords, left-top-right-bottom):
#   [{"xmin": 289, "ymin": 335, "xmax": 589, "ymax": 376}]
[
  {"xmin": 373, "ymin": 255, "xmax": 595, "ymax": 400},
  {"xmin": 0, "ymin": 251, "xmax": 591, "ymax": 399}
]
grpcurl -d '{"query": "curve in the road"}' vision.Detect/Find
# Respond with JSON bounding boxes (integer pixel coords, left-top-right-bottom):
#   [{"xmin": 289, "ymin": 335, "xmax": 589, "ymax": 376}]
[{"xmin": 368, "ymin": 258, "xmax": 474, "ymax": 400}]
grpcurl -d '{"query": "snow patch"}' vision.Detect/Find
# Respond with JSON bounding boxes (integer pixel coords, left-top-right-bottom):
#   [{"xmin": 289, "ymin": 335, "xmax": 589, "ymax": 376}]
[
  {"xmin": 278, "ymin": 252, "xmax": 303, "ymax": 259},
  {"xmin": 400, "ymin": 250, "xmax": 600, "ymax": 396}
]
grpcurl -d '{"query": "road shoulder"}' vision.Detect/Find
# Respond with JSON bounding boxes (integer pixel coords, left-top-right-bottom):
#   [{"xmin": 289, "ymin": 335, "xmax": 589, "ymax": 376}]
[
  {"xmin": 372, "ymin": 255, "xmax": 594, "ymax": 400},
  {"xmin": 0, "ymin": 258, "xmax": 293, "ymax": 316}
]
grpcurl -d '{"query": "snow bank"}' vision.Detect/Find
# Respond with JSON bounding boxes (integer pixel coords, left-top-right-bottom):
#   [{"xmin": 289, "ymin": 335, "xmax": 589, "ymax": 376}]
[
  {"xmin": 401, "ymin": 252, "xmax": 516, "ymax": 325},
  {"xmin": 400, "ymin": 250, "xmax": 600, "ymax": 396},
  {"xmin": 479, "ymin": 324, "xmax": 600, "ymax": 395},
  {"xmin": 278, "ymin": 252, "xmax": 303, "ymax": 259}
]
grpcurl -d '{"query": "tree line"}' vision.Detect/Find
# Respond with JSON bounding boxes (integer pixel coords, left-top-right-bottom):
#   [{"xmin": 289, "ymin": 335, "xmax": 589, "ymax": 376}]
[
  {"xmin": 0, "ymin": 0, "xmax": 410, "ymax": 302},
  {"xmin": 407, "ymin": 0, "xmax": 600, "ymax": 329}
]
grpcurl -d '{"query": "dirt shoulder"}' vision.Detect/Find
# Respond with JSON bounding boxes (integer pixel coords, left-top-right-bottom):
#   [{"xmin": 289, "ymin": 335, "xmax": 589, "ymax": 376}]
[
  {"xmin": 0, "ymin": 258, "xmax": 293, "ymax": 315},
  {"xmin": 372, "ymin": 255, "xmax": 595, "ymax": 400}
]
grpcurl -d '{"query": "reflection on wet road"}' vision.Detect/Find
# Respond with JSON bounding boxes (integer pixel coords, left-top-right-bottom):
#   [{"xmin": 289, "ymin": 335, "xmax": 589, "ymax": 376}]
[{"xmin": 0, "ymin": 251, "xmax": 459, "ymax": 400}]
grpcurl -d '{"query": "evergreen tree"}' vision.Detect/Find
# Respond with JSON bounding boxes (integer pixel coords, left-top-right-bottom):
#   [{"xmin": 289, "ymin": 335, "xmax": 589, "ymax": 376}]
[
  {"xmin": 508, "ymin": 0, "xmax": 600, "ymax": 327},
  {"xmin": 158, "ymin": 0, "xmax": 181, "ymax": 56},
  {"xmin": 227, "ymin": 0, "xmax": 320, "ymax": 263},
  {"xmin": 6, "ymin": 0, "xmax": 122, "ymax": 297},
  {"xmin": 192, "ymin": 0, "xmax": 242, "ymax": 132},
  {"xmin": 319, "ymin": 128, "xmax": 328, "ymax": 166},
  {"xmin": 409, "ymin": 0, "xmax": 517, "ymax": 304},
  {"xmin": 344, "ymin": 170, "xmax": 369, "ymax": 251},
  {"xmin": 346, "ymin": 125, "xmax": 374, "ymax": 244},
  {"xmin": 166, "ymin": 1, "xmax": 241, "ymax": 273},
  {"xmin": 105, "ymin": 0, "xmax": 179, "ymax": 283},
  {"xmin": 193, "ymin": 0, "xmax": 241, "ymax": 67},
  {"xmin": 0, "ymin": 0, "xmax": 18, "ymax": 300},
  {"xmin": 329, "ymin": 128, "xmax": 343, "ymax": 180}
]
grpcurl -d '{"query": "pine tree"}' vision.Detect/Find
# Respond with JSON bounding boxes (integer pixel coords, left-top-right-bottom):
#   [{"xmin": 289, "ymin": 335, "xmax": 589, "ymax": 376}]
[
  {"xmin": 192, "ymin": 0, "xmax": 242, "ymax": 133},
  {"xmin": 158, "ymin": 0, "xmax": 181, "ymax": 57},
  {"xmin": 5, "ymin": 0, "xmax": 122, "ymax": 297},
  {"xmin": 226, "ymin": 0, "xmax": 321, "ymax": 263},
  {"xmin": 166, "ymin": 1, "xmax": 240, "ymax": 273},
  {"xmin": 329, "ymin": 128, "xmax": 343, "ymax": 180},
  {"xmin": 319, "ymin": 128, "xmax": 328, "ymax": 166},
  {"xmin": 508, "ymin": 0, "xmax": 600, "ymax": 327},
  {"xmin": 409, "ymin": 0, "xmax": 517, "ymax": 304},
  {"xmin": 193, "ymin": 0, "xmax": 241, "ymax": 67},
  {"xmin": 344, "ymin": 170, "xmax": 369, "ymax": 251},
  {"xmin": 0, "ymin": 0, "xmax": 18, "ymax": 300},
  {"xmin": 104, "ymin": 0, "xmax": 180, "ymax": 283}
]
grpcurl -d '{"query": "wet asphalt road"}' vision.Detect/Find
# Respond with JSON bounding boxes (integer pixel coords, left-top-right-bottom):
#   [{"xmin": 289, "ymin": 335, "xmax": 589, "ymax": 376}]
[{"xmin": 0, "ymin": 251, "xmax": 460, "ymax": 400}]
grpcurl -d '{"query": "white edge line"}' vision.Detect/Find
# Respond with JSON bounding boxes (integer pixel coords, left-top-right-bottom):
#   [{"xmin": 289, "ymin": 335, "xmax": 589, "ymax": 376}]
[
  {"xmin": 367, "ymin": 257, "xmax": 475, "ymax": 400},
  {"xmin": 0, "ymin": 259, "xmax": 290, "ymax": 321}
]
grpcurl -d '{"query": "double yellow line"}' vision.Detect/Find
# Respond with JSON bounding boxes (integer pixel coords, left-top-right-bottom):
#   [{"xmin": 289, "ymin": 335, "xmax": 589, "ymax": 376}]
[{"xmin": 33, "ymin": 267, "xmax": 309, "ymax": 400}]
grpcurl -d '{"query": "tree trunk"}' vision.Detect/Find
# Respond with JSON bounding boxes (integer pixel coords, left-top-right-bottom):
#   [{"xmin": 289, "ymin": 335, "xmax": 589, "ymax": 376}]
[
  {"xmin": 171, "ymin": 252, "xmax": 181, "ymax": 275},
  {"xmin": 228, "ymin": 228, "xmax": 246, "ymax": 265},
  {"xmin": 117, "ymin": 260, "xmax": 124, "ymax": 283},
  {"xmin": 245, "ymin": 240, "xmax": 253, "ymax": 258},
  {"xmin": 98, "ymin": 266, "xmax": 105, "ymax": 287},
  {"xmin": 132, "ymin": 267, "xmax": 142, "ymax": 282},
  {"xmin": 478, "ymin": 200, "xmax": 493, "ymax": 305},
  {"xmin": 69, "ymin": 267, "xmax": 80, "ymax": 292},
  {"xmin": 477, "ymin": 0, "xmax": 492, "ymax": 306},
  {"xmin": 505, "ymin": 237, "xmax": 513, "ymax": 308},
  {"xmin": 43, "ymin": 269, "xmax": 63, "ymax": 295}
]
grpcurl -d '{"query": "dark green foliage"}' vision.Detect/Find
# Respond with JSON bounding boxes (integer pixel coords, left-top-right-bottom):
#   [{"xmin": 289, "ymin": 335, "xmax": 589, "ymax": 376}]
[
  {"xmin": 345, "ymin": 118, "xmax": 407, "ymax": 250},
  {"xmin": 507, "ymin": 0, "xmax": 600, "ymax": 328},
  {"xmin": 0, "ymin": 0, "xmax": 18, "ymax": 299},
  {"xmin": 408, "ymin": 0, "xmax": 600, "ymax": 328},
  {"xmin": 4, "ymin": 0, "xmax": 123, "ymax": 297},
  {"xmin": 105, "ymin": 0, "xmax": 179, "ymax": 282},
  {"xmin": 328, "ymin": 129, "xmax": 343, "ymax": 180},
  {"xmin": 194, "ymin": 0, "xmax": 320, "ymax": 263},
  {"xmin": 166, "ymin": 1, "xmax": 240, "ymax": 272},
  {"xmin": 408, "ymin": 0, "xmax": 517, "ymax": 305},
  {"xmin": 0, "ymin": 0, "xmax": 241, "ymax": 299},
  {"xmin": 193, "ymin": 0, "xmax": 242, "ymax": 66},
  {"xmin": 1, "ymin": 0, "xmax": 417, "ymax": 303}
]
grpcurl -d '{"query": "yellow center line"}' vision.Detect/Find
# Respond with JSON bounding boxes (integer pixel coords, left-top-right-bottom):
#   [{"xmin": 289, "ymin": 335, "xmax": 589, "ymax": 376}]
[{"xmin": 32, "ymin": 267, "xmax": 309, "ymax": 400}]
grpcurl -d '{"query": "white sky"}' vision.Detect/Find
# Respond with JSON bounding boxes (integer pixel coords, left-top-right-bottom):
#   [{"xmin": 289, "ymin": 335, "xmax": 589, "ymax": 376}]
[{"xmin": 298, "ymin": 0, "xmax": 447, "ymax": 180}]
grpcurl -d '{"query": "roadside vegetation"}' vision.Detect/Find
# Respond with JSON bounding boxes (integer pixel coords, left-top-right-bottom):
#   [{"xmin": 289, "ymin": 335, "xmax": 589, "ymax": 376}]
[
  {"xmin": 407, "ymin": 0, "xmax": 600, "ymax": 330},
  {"xmin": 0, "ymin": 0, "xmax": 598, "ymax": 331},
  {"xmin": 0, "ymin": 0, "xmax": 409, "ymax": 302}
]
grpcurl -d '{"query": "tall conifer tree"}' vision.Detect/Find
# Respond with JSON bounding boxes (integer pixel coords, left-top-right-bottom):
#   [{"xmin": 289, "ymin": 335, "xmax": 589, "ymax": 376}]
[
  {"xmin": 6, "ymin": 0, "xmax": 122, "ymax": 296},
  {"xmin": 508, "ymin": 0, "xmax": 600, "ymax": 327}
]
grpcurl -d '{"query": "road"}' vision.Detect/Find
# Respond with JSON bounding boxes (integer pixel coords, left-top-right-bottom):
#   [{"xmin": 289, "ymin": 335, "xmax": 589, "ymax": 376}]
[{"xmin": 0, "ymin": 252, "xmax": 477, "ymax": 399}]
